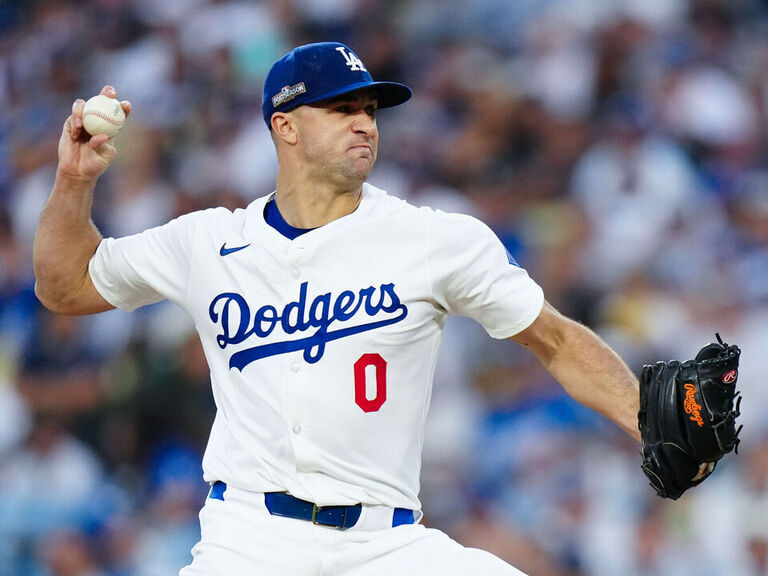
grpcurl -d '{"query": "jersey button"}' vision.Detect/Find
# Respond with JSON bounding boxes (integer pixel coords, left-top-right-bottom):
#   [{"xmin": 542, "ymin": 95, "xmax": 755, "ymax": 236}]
[
  {"xmin": 292, "ymin": 424, "xmax": 302, "ymax": 434},
  {"xmin": 291, "ymin": 362, "xmax": 300, "ymax": 373},
  {"xmin": 291, "ymin": 268, "xmax": 300, "ymax": 278}
]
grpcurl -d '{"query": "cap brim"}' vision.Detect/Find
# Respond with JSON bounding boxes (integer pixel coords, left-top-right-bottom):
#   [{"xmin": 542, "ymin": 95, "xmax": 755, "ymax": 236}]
[{"xmin": 289, "ymin": 80, "xmax": 412, "ymax": 111}]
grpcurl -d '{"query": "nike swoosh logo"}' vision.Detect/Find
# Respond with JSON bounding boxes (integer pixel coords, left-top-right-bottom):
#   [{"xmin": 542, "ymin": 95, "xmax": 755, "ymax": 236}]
[{"xmin": 219, "ymin": 243, "xmax": 251, "ymax": 256}]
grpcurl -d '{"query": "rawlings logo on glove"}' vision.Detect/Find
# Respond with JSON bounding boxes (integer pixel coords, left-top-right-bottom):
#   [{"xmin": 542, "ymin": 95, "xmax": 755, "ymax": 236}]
[
  {"xmin": 638, "ymin": 334, "xmax": 743, "ymax": 499},
  {"xmin": 683, "ymin": 383, "xmax": 704, "ymax": 427}
]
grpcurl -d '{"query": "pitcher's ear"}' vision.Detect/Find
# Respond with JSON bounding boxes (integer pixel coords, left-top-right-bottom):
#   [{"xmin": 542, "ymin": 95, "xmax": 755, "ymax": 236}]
[{"xmin": 271, "ymin": 112, "xmax": 297, "ymax": 145}]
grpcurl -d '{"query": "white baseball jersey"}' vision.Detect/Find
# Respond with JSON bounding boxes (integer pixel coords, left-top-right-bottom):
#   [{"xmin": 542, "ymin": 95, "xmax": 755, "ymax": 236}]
[{"xmin": 89, "ymin": 183, "xmax": 544, "ymax": 511}]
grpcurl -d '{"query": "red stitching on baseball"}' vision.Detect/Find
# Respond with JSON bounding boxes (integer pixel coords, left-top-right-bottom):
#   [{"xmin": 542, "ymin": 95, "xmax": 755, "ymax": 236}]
[{"xmin": 83, "ymin": 110, "xmax": 124, "ymax": 126}]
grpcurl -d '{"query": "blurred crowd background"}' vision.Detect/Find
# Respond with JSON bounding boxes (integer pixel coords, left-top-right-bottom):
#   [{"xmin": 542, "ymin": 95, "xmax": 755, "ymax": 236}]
[{"xmin": 1, "ymin": 0, "xmax": 767, "ymax": 574}]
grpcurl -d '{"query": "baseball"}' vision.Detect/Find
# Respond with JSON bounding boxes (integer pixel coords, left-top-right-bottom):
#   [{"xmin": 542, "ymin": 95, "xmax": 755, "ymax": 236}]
[{"xmin": 82, "ymin": 94, "xmax": 126, "ymax": 138}]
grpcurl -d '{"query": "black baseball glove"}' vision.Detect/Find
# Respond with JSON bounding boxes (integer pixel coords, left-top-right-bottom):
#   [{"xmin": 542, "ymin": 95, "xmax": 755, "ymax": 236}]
[{"xmin": 638, "ymin": 334, "xmax": 742, "ymax": 499}]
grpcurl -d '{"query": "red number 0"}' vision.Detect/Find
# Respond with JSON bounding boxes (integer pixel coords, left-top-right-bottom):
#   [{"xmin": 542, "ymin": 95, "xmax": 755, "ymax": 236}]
[{"xmin": 354, "ymin": 353, "xmax": 387, "ymax": 412}]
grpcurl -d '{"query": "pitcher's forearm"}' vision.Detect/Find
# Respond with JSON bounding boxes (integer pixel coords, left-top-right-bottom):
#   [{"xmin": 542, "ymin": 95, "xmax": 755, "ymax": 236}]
[
  {"xmin": 513, "ymin": 302, "xmax": 641, "ymax": 442},
  {"xmin": 546, "ymin": 327, "xmax": 641, "ymax": 441},
  {"xmin": 33, "ymin": 172, "xmax": 103, "ymax": 311}
]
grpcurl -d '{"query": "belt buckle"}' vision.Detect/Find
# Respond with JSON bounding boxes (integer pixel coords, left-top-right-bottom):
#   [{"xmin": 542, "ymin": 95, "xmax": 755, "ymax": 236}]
[{"xmin": 311, "ymin": 504, "xmax": 345, "ymax": 530}]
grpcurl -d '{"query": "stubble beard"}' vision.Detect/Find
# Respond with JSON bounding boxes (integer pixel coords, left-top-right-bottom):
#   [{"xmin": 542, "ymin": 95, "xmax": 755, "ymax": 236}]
[{"xmin": 325, "ymin": 152, "xmax": 375, "ymax": 190}]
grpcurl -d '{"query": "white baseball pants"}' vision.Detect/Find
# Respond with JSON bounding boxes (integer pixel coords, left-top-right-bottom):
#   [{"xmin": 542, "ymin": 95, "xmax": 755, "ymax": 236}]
[{"xmin": 179, "ymin": 483, "xmax": 528, "ymax": 575}]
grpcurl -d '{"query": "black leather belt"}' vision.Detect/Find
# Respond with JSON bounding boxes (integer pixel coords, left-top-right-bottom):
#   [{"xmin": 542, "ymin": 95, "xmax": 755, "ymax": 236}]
[{"xmin": 209, "ymin": 482, "xmax": 415, "ymax": 530}]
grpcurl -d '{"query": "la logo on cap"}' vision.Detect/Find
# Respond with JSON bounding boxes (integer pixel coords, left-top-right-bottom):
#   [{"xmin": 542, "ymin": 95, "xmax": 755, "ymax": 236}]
[
  {"xmin": 336, "ymin": 46, "xmax": 367, "ymax": 72},
  {"xmin": 261, "ymin": 42, "xmax": 412, "ymax": 127}
]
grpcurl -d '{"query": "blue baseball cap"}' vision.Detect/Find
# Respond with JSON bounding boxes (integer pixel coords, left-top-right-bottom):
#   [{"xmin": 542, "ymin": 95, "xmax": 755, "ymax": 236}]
[{"xmin": 262, "ymin": 42, "xmax": 412, "ymax": 128}]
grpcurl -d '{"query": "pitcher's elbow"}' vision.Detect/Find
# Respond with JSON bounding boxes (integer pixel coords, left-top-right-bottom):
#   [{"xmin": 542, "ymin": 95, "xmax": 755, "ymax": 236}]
[
  {"xmin": 34, "ymin": 281, "xmax": 67, "ymax": 314},
  {"xmin": 34, "ymin": 280, "xmax": 87, "ymax": 315}
]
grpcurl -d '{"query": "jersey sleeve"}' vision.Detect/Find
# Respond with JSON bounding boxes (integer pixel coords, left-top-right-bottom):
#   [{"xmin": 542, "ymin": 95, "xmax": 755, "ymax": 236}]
[
  {"xmin": 428, "ymin": 210, "xmax": 544, "ymax": 338},
  {"xmin": 88, "ymin": 212, "xmax": 197, "ymax": 312}
]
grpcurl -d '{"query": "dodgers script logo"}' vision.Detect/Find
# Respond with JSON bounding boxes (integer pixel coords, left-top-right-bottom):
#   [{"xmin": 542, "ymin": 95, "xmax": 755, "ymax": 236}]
[{"xmin": 209, "ymin": 282, "xmax": 408, "ymax": 370}]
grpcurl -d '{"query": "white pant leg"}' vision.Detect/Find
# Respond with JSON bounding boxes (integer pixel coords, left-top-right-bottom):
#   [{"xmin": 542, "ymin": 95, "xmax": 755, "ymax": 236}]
[
  {"xmin": 179, "ymin": 485, "xmax": 322, "ymax": 576},
  {"xmin": 333, "ymin": 524, "xmax": 528, "ymax": 576},
  {"xmin": 179, "ymin": 485, "xmax": 527, "ymax": 576}
]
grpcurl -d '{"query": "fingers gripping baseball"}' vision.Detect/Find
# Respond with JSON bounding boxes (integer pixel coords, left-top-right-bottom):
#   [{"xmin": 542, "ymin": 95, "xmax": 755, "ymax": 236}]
[{"xmin": 58, "ymin": 85, "xmax": 131, "ymax": 181}]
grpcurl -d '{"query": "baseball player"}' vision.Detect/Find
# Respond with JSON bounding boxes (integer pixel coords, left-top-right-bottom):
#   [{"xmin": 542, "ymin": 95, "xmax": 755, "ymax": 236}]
[{"xmin": 34, "ymin": 42, "xmax": 643, "ymax": 575}]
